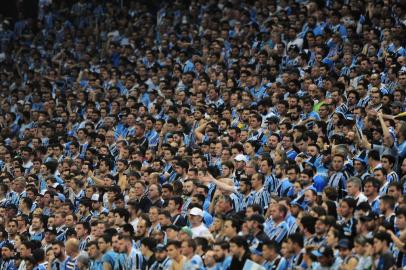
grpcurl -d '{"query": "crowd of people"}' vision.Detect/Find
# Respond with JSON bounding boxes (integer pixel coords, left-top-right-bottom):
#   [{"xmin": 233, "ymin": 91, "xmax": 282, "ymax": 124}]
[{"xmin": 0, "ymin": 0, "xmax": 406, "ymax": 269}]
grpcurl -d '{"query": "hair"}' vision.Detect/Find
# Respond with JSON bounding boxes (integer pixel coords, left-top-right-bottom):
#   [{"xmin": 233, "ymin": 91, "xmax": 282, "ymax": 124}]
[
  {"xmin": 374, "ymin": 231, "xmax": 392, "ymax": 246},
  {"xmin": 341, "ymin": 197, "xmax": 356, "ymax": 210},
  {"xmin": 113, "ymin": 208, "xmax": 130, "ymax": 223},
  {"xmin": 287, "ymin": 233, "xmax": 304, "ymax": 248},
  {"xmin": 300, "ymin": 215, "xmax": 316, "ymax": 234},
  {"xmin": 380, "ymin": 195, "xmax": 396, "ymax": 210},
  {"xmin": 166, "ymin": 240, "xmax": 181, "ymax": 248},
  {"xmin": 230, "ymin": 236, "xmax": 248, "ymax": 249},
  {"xmin": 140, "ymin": 237, "xmax": 157, "ymax": 251},
  {"xmin": 347, "ymin": 176, "xmax": 362, "ymax": 189},
  {"xmin": 367, "ymin": 149, "xmax": 380, "ymax": 161},
  {"xmin": 224, "ymin": 217, "xmax": 240, "ymax": 232},
  {"xmin": 182, "ymin": 238, "xmax": 197, "ymax": 251}
]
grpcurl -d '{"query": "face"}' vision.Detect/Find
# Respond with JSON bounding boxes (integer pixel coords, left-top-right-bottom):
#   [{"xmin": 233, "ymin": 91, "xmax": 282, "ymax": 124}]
[
  {"xmin": 339, "ymin": 201, "xmax": 351, "ymax": 218},
  {"xmin": 396, "ymin": 214, "xmax": 406, "ymax": 230},
  {"xmin": 166, "ymin": 244, "xmax": 179, "ymax": 259},
  {"xmin": 223, "ymin": 220, "xmax": 236, "ymax": 238},
  {"xmin": 332, "ymin": 156, "xmax": 344, "ymax": 171},
  {"xmin": 346, "ymin": 182, "xmax": 358, "ymax": 196},
  {"xmin": 373, "ymin": 238, "xmax": 383, "ymax": 254}
]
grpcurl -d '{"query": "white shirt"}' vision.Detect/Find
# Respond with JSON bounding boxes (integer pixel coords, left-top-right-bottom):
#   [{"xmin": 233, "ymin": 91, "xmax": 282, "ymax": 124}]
[{"xmin": 191, "ymin": 223, "xmax": 210, "ymax": 238}]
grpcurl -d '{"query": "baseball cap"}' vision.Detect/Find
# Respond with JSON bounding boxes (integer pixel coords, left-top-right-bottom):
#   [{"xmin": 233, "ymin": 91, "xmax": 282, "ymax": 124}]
[
  {"xmin": 189, "ymin": 207, "xmax": 204, "ymax": 217},
  {"xmin": 155, "ymin": 244, "xmax": 166, "ymax": 252},
  {"xmin": 234, "ymin": 154, "xmax": 248, "ymax": 163},
  {"xmin": 180, "ymin": 226, "xmax": 193, "ymax": 238},
  {"xmin": 311, "ymin": 244, "xmax": 334, "ymax": 257},
  {"xmin": 337, "ymin": 239, "xmax": 351, "ymax": 249}
]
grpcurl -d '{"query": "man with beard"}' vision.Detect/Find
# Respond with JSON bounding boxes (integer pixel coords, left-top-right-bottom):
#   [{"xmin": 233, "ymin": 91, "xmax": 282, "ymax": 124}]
[
  {"xmin": 181, "ymin": 179, "xmax": 195, "ymax": 217},
  {"xmin": 286, "ymin": 105, "xmax": 301, "ymax": 126},
  {"xmin": 54, "ymin": 211, "xmax": 68, "ymax": 242},
  {"xmin": 150, "ymin": 244, "xmax": 172, "ymax": 270},
  {"xmin": 50, "ymin": 241, "xmax": 67, "ymax": 270},
  {"xmin": 213, "ymin": 241, "xmax": 232, "ymax": 269},
  {"xmin": 265, "ymin": 133, "xmax": 280, "ymax": 161},
  {"xmin": 246, "ymin": 214, "xmax": 270, "ymax": 249},
  {"xmin": 99, "ymin": 234, "xmax": 117, "ymax": 270},
  {"xmin": 87, "ymin": 241, "xmax": 103, "ymax": 270},
  {"xmin": 134, "ymin": 218, "xmax": 150, "ymax": 249},
  {"xmin": 114, "ymin": 234, "xmax": 143, "ymax": 269},
  {"xmin": 78, "ymin": 199, "xmax": 92, "ymax": 223},
  {"xmin": 275, "ymin": 164, "xmax": 293, "ymax": 197},
  {"xmin": 229, "ymin": 236, "xmax": 251, "ymax": 270}
]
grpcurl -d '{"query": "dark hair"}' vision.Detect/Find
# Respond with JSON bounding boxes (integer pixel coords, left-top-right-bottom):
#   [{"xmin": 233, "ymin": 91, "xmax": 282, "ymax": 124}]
[
  {"xmin": 300, "ymin": 215, "xmax": 316, "ymax": 234},
  {"xmin": 374, "ymin": 231, "xmax": 392, "ymax": 245},
  {"xmin": 166, "ymin": 240, "xmax": 181, "ymax": 248},
  {"xmin": 113, "ymin": 208, "xmax": 130, "ymax": 223},
  {"xmin": 287, "ymin": 233, "xmax": 304, "ymax": 248},
  {"xmin": 230, "ymin": 236, "xmax": 248, "ymax": 249},
  {"xmin": 140, "ymin": 237, "xmax": 157, "ymax": 251}
]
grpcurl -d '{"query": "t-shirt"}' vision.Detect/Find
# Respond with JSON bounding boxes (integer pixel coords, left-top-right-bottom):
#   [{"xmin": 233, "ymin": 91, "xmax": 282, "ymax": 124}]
[{"xmin": 102, "ymin": 250, "xmax": 117, "ymax": 269}]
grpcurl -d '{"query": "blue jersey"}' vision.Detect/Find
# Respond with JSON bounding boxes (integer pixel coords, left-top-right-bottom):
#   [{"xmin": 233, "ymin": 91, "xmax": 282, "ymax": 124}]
[
  {"xmin": 102, "ymin": 250, "xmax": 117, "ymax": 270},
  {"xmin": 265, "ymin": 221, "xmax": 289, "ymax": 243},
  {"xmin": 251, "ymin": 187, "xmax": 270, "ymax": 211}
]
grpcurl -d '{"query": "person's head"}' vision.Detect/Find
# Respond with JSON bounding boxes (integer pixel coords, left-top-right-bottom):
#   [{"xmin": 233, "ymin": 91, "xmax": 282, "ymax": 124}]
[
  {"xmin": 223, "ymin": 218, "xmax": 239, "ymax": 238},
  {"xmin": 166, "ymin": 240, "xmax": 181, "ymax": 259},
  {"xmin": 381, "ymin": 154, "xmax": 395, "ymax": 171},
  {"xmin": 270, "ymin": 203, "xmax": 288, "ymax": 223},
  {"xmin": 380, "ymin": 195, "xmax": 395, "ymax": 213},
  {"xmin": 337, "ymin": 238, "xmax": 352, "ymax": 259},
  {"xmin": 181, "ymin": 239, "xmax": 196, "ymax": 257},
  {"xmin": 373, "ymin": 231, "xmax": 392, "ymax": 254},
  {"xmin": 331, "ymin": 154, "xmax": 345, "ymax": 171},
  {"xmin": 118, "ymin": 235, "xmax": 133, "ymax": 254},
  {"xmin": 135, "ymin": 218, "xmax": 150, "ymax": 238},
  {"xmin": 65, "ymin": 238, "xmax": 79, "ymax": 257},
  {"xmin": 20, "ymin": 241, "xmax": 33, "ymax": 259},
  {"xmin": 229, "ymin": 236, "xmax": 248, "ymax": 258},
  {"xmin": 251, "ymin": 173, "xmax": 264, "ymax": 189},
  {"xmin": 140, "ymin": 237, "xmax": 156, "ymax": 256},
  {"xmin": 339, "ymin": 197, "xmax": 356, "ymax": 218},
  {"xmin": 1, "ymin": 243, "xmax": 13, "ymax": 260},
  {"xmin": 287, "ymin": 233, "xmax": 304, "ymax": 253},
  {"xmin": 113, "ymin": 208, "xmax": 130, "ymax": 225},
  {"xmin": 75, "ymin": 222, "xmax": 90, "ymax": 239},
  {"xmin": 87, "ymin": 241, "xmax": 100, "ymax": 259},
  {"xmin": 363, "ymin": 177, "xmax": 380, "ymax": 197},
  {"xmin": 97, "ymin": 234, "xmax": 112, "ymax": 253},
  {"xmin": 312, "ymin": 244, "xmax": 335, "ymax": 266},
  {"xmin": 300, "ymin": 168, "xmax": 313, "ymax": 186},
  {"xmin": 346, "ymin": 177, "xmax": 362, "ymax": 197},
  {"xmin": 188, "ymin": 207, "xmax": 204, "ymax": 227},
  {"xmin": 213, "ymin": 241, "xmax": 229, "ymax": 262},
  {"xmin": 395, "ymin": 206, "xmax": 406, "ymax": 230}
]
